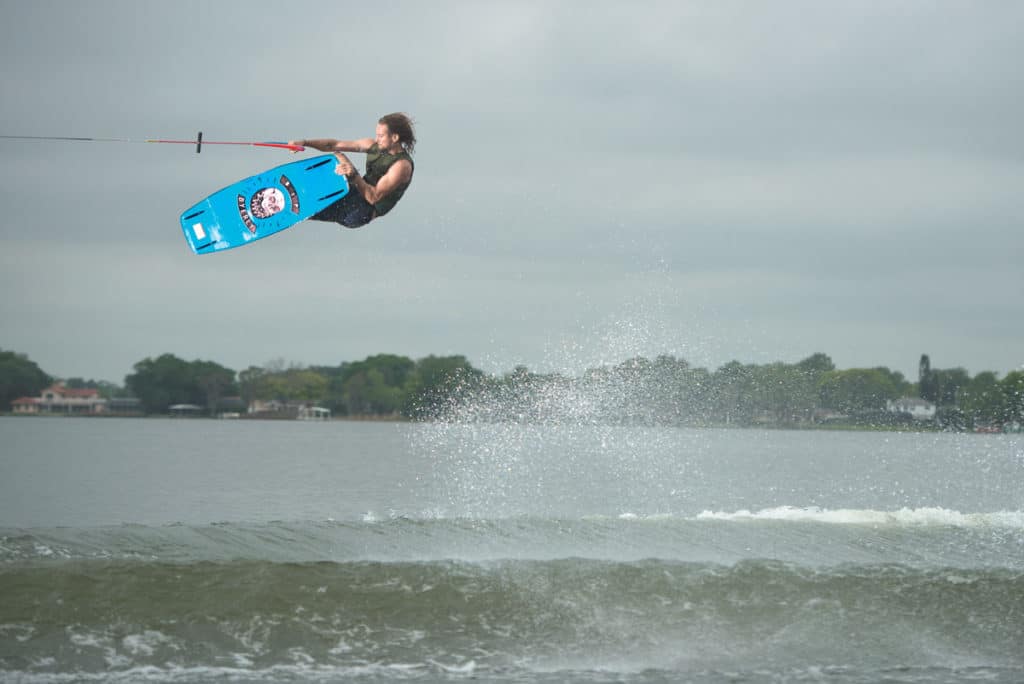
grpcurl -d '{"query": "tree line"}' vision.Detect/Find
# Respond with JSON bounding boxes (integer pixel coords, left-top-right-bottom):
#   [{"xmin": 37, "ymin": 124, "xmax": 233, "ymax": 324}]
[{"xmin": 2, "ymin": 347, "xmax": 1022, "ymax": 430}]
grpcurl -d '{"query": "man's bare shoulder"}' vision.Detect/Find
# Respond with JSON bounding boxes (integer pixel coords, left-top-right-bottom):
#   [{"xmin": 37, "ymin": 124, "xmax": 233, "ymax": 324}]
[{"xmin": 390, "ymin": 158, "xmax": 414, "ymax": 181}]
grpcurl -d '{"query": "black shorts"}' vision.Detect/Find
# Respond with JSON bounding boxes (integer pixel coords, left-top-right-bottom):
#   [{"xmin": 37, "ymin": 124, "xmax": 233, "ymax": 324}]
[{"xmin": 310, "ymin": 191, "xmax": 375, "ymax": 229}]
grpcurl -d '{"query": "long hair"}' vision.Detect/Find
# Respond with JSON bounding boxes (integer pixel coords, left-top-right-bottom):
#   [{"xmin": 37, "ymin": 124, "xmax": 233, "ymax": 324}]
[{"xmin": 379, "ymin": 112, "xmax": 416, "ymax": 154}]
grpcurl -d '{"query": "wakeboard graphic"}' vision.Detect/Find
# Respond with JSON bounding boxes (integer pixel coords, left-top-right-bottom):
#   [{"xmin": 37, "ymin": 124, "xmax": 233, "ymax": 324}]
[{"xmin": 179, "ymin": 154, "xmax": 349, "ymax": 254}]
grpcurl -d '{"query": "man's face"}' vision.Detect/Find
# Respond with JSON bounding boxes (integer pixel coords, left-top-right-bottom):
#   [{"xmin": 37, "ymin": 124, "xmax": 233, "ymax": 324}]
[{"xmin": 375, "ymin": 123, "xmax": 398, "ymax": 150}]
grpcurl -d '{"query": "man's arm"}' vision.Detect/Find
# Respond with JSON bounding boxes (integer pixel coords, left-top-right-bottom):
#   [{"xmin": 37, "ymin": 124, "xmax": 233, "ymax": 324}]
[{"xmin": 289, "ymin": 137, "xmax": 375, "ymax": 153}]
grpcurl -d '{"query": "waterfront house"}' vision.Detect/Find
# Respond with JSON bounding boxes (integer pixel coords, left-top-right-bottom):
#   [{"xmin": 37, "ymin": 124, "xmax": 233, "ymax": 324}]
[
  {"xmin": 886, "ymin": 397, "xmax": 937, "ymax": 420},
  {"xmin": 11, "ymin": 384, "xmax": 108, "ymax": 415},
  {"xmin": 297, "ymin": 405, "xmax": 332, "ymax": 420},
  {"xmin": 12, "ymin": 397, "xmax": 40, "ymax": 414}
]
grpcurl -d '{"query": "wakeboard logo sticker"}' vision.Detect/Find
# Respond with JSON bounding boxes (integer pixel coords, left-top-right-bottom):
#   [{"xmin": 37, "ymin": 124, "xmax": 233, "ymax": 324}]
[
  {"xmin": 250, "ymin": 187, "xmax": 286, "ymax": 219},
  {"xmin": 236, "ymin": 195, "xmax": 257, "ymax": 233},
  {"xmin": 279, "ymin": 175, "xmax": 300, "ymax": 214}
]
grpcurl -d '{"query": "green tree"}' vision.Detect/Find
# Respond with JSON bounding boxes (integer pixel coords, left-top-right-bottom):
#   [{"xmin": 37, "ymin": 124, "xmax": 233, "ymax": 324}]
[
  {"xmin": 797, "ymin": 353, "xmax": 836, "ymax": 376},
  {"xmin": 819, "ymin": 368, "xmax": 900, "ymax": 415},
  {"xmin": 339, "ymin": 370, "xmax": 372, "ymax": 415},
  {"xmin": 408, "ymin": 355, "xmax": 484, "ymax": 418},
  {"xmin": 126, "ymin": 354, "xmax": 194, "ymax": 413},
  {"xmin": 263, "ymin": 369, "xmax": 328, "ymax": 402},
  {"xmin": 959, "ymin": 371, "xmax": 1002, "ymax": 428},
  {"xmin": 64, "ymin": 378, "xmax": 123, "ymax": 399},
  {"xmin": 871, "ymin": 367, "xmax": 912, "ymax": 397},
  {"xmin": 125, "ymin": 354, "xmax": 237, "ymax": 414},
  {"xmin": 0, "ymin": 349, "xmax": 51, "ymax": 411},
  {"xmin": 999, "ymin": 371, "xmax": 1024, "ymax": 425},
  {"xmin": 932, "ymin": 367, "xmax": 970, "ymax": 407},
  {"xmin": 239, "ymin": 365, "xmax": 267, "ymax": 405},
  {"xmin": 341, "ymin": 367, "xmax": 404, "ymax": 415},
  {"xmin": 332, "ymin": 354, "xmax": 417, "ymax": 415},
  {"xmin": 648, "ymin": 355, "xmax": 707, "ymax": 425},
  {"xmin": 759, "ymin": 362, "xmax": 820, "ymax": 424},
  {"xmin": 918, "ymin": 354, "xmax": 933, "ymax": 400},
  {"xmin": 361, "ymin": 354, "xmax": 417, "ymax": 389},
  {"xmin": 288, "ymin": 369, "xmax": 329, "ymax": 403},
  {"xmin": 192, "ymin": 360, "xmax": 238, "ymax": 412},
  {"xmin": 708, "ymin": 361, "xmax": 757, "ymax": 425}
]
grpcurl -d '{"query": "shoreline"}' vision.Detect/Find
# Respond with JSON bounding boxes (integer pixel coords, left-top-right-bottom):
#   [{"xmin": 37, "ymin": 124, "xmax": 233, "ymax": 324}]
[{"xmin": 3, "ymin": 412, "xmax": 1019, "ymax": 433}]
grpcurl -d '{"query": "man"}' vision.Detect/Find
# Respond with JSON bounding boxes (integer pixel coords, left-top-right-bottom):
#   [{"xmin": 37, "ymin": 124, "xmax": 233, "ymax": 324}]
[{"xmin": 290, "ymin": 112, "xmax": 415, "ymax": 228}]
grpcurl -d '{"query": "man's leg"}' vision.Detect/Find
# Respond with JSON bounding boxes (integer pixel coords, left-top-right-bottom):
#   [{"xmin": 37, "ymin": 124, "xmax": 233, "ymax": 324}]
[{"xmin": 310, "ymin": 193, "xmax": 375, "ymax": 228}]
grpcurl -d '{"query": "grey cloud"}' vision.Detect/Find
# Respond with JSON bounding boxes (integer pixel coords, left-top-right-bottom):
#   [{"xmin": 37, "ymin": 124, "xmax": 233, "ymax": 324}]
[{"xmin": 1, "ymin": 1, "xmax": 1021, "ymax": 383}]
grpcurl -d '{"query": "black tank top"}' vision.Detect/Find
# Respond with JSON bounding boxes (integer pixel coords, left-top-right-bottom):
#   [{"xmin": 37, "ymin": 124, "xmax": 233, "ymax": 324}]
[{"xmin": 363, "ymin": 144, "xmax": 414, "ymax": 216}]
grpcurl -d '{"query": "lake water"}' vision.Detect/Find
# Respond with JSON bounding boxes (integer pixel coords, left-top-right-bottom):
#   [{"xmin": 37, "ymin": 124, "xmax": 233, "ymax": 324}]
[{"xmin": 1, "ymin": 416, "xmax": 1022, "ymax": 682}]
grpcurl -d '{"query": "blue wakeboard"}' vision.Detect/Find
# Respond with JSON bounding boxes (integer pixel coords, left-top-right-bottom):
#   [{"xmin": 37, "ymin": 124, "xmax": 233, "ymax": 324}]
[{"xmin": 179, "ymin": 154, "xmax": 349, "ymax": 254}]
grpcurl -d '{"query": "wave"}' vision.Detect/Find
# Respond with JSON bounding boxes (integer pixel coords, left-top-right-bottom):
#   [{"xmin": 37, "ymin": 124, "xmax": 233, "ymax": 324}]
[
  {"xmin": 2, "ymin": 507, "xmax": 1022, "ymax": 569},
  {"xmin": 693, "ymin": 505, "xmax": 1024, "ymax": 527},
  {"xmin": 1, "ymin": 558, "xmax": 1022, "ymax": 682},
  {"xmin": 3, "ymin": 509, "xmax": 1022, "ymax": 681}
]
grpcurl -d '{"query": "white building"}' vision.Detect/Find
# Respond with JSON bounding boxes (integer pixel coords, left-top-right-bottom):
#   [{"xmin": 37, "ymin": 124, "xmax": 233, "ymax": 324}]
[
  {"xmin": 886, "ymin": 397, "xmax": 936, "ymax": 420},
  {"xmin": 297, "ymin": 405, "xmax": 332, "ymax": 421},
  {"xmin": 12, "ymin": 384, "xmax": 107, "ymax": 415},
  {"xmin": 248, "ymin": 400, "xmax": 331, "ymax": 420}
]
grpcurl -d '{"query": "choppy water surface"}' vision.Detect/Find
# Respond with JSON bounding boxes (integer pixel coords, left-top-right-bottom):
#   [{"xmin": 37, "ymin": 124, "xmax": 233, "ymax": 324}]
[{"xmin": 1, "ymin": 417, "xmax": 1022, "ymax": 683}]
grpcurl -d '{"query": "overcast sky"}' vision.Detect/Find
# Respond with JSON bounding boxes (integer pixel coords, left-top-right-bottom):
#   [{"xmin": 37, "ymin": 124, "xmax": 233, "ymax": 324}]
[{"xmin": 1, "ymin": 0, "xmax": 1021, "ymax": 384}]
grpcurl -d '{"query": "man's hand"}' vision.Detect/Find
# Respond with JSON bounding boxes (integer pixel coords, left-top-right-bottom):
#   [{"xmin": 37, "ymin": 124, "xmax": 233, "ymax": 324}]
[{"xmin": 333, "ymin": 153, "xmax": 358, "ymax": 179}]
